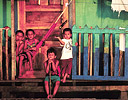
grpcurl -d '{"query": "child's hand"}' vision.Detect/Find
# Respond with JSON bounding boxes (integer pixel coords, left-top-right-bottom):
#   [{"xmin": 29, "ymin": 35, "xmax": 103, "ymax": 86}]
[
  {"xmin": 55, "ymin": 36, "xmax": 60, "ymax": 39},
  {"xmin": 75, "ymin": 42, "xmax": 78, "ymax": 46}
]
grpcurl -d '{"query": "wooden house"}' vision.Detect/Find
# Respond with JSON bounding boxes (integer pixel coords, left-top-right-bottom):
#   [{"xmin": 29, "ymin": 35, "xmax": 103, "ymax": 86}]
[{"xmin": 0, "ymin": 0, "xmax": 128, "ymax": 99}]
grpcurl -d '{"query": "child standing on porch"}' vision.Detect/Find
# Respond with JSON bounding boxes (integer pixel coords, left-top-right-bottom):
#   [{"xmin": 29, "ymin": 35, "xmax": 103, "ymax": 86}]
[
  {"xmin": 19, "ymin": 29, "xmax": 39, "ymax": 77},
  {"xmin": 44, "ymin": 47, "xmax": 60, "ymax": 99},
  {"xmin": 55, "ymin": 28, "xmax": 73, "ymax": 83}
]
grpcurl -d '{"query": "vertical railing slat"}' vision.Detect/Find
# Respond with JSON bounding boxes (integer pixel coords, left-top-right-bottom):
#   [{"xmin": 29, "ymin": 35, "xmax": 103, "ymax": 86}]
[
  {"xmin": 104, "ymin": 33, "xmax": 109, "ymax": 76},
  {"xmin": 125, "ymin": 33, "xmax": 128, "ymax": 78},
  {"xmin": 83, "ymin": 33, "xmax": 88, "ymax": 75},
  {"xmin": 11, "ymin": 0, "xmax": 16, "ymax": 80},
  {"xmin": 114, "ymin": 33, "xmax": 119, "ymax": 76},
  {"xmin": 72, "ymin": 32, "xmax": 77, "ymax": 76},
  {"xmin": 94, "ymin": 33, "xmax": 99, "ymax": 76},
  {"xmin": 0, "ymin": 29, "xmax": 3, "ymax": 80},
  {"xmin": 78, "ymin": 33, "xmax": 81, "ymax": 75},
  {"xmin": 6, "ymin": 29, "xmax": 9, "ymax": 80}
]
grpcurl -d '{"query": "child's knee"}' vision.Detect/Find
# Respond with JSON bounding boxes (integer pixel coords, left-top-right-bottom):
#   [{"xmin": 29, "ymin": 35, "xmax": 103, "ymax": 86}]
[
  {"xmin": 44, "ymin": 81, "xmax": 49, "ymax": 85},
  {"xmin": 56, "ymin": 81, "xmax": 60, "ymax": 85}
]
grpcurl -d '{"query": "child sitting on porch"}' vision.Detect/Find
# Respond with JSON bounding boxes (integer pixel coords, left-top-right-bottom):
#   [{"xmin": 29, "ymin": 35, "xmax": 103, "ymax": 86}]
[
  {"xmin": 19, "ymin": 29, "xmax": 39, "ymax": 77},
  {"xmin": 44, "ymin": 47, "xmax": 60, "ymax": 99},
  {"xmin": 55, "ymin": 28, "xmax": 73, "ymax": 83},
  {"xmin": 15, "ymin": 30, "xmax": 24, "ymax": 77}
]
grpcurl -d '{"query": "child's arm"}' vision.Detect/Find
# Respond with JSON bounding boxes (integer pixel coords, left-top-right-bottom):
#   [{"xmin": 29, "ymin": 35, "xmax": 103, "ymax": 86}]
[
  {"xmin": 45, "ymin": 61, "xmax": 49, "ymax": 74},
  {"xmin": 51, "ymin": 60, "xmax": 59, "ymax": 72},
  {"xmin": 55, "ymin": 37, "xmax": 65, "ymax": 45},
  {"xmin": 16, "ymin": 41, "xmax": 24, "ymax": 56}
]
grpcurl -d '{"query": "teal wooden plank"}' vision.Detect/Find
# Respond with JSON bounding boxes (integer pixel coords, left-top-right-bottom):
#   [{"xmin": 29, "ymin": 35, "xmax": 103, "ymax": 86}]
[
  {"xmin": 94, "ymin": 33, "xmax": 99, "ymax": 76},
  {"xmin": 0, "ymin": 0, "xmax": 3, "ymax": 27},
  {"xmin": 72, "ymin": 75, "xmax": 128, "ymax": 81},
  {"xmin": 83, "ymin": 33, "xmax": 88, "ymax": 75},
  {"xmin": 125, "ymin": 34, "xmax": 128, "ymax": 77},
  {"xmin": 114, "ymin": 34, "xmax": 119, "ymax": 76},
  {"xmin": 104, "ymin": 33, "xmax": 109, "ymax": 76},
  {"xmin": 72, "ymin": 46, "xmax": 77, "ymax": 76},
  {"xmin": 72, "ymin": 32, "xmax": 77, "ymax": 46}
]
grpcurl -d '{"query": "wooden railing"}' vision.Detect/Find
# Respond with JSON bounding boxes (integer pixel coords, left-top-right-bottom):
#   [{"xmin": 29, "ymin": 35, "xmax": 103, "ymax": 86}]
[
  {"xmin": 0, "ymin": 28, "xmax": 16, "ymax": 80},
  {"xmin": 72, "ymin": 25, "xmax": 128, "ymax": 81}
]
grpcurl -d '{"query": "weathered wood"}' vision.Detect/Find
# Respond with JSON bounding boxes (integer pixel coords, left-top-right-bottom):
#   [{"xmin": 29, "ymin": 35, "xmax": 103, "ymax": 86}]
[
  {"xmin": 78, "ymin": 32, "xmax": 81, "ymax": 75},
  {"xmin": 11, "ymin": 0, "xmax": 16, "ymax": 80},
  {"xmin": 104, "ymin": 33, "xmax": 109, "ymax": 76},
  {"xmin": 110, "ymin": 33, "xmax": 113, "ymax": 76},
  {"xmin": 83, "ymin": 33, "xmax": 88, "ymax": 75},
  {"xmin": 18, "ymin": 0, "xmax": 25, "ymax": 32},
  {"xmin": 114, "ymin": 34, "xmax": 119, "ymax": 76},
  {"xmin": 94, "ymin": 33, "xmax": 99, "ymax": 76},
  {"xmin": 63, "ymin": 0, "xmax": 69, "ymax": 28},
  {"xmin": 90, "ymin": 33, "xmax": 93, "ymax": 76},
  {"xmin": 26, "ymin": 5, "xmax": 62, "ymax": 11},
  {"xmin": 5, "ymin": 29, "xmax": 9, "ymax": 80},
  {"xmin": 0, "ymin": 29, "xmax": 3, "ymax": 80}
]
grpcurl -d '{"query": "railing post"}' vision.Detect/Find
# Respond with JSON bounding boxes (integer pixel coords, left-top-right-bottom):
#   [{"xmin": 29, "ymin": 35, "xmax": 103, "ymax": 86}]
[
  {"xmin": 104, "ymin": 33, "xmax": 109, "ymax": 76},
  {"xmin": 125, "ymin": 33, "xmax": 128, "ymax": 77},
  {"xmin": 0, "ymin": 29, "xmax": 3, "ymax": 80},
  {"xmin": 114, "ymin": 33, "xmax": 119, "ymax": 76},
  {"xmin": 72, "ymin": 30, "xmax": 77, "ymax": 77},
  {"xmin": 83, "ymin": 33, "xmax": 88, "ymax": 75},
  {"xmin": 94, "ymin": 33, "xmax": 99, "ymax": 76},
  {"xmin": 5, "ymin": 29, "xmax": 9, "ymax": 80},
  {"xmin": 11, "ymin": 0, "xmax": 16, "ymax": 80}
]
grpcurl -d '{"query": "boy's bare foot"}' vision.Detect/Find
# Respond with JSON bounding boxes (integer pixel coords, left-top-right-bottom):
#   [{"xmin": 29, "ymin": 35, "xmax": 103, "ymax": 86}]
[
  {"xmin": 67, "ymin": 75, "xmax": 70, "ymax": 78},
  {"xmin": 30, "ymin": 68, "xmax": 33, "ymax": 71},
  {"xmin": 51, "ymin": 94, "xmax": 55, "ymax": 98},
  {"xmin": 61, "ymin": 78, "xmax": 66, "ymax": 83},
  {"xmin": 47, "ymin": 95, "xmax": 50, "ymax": 99}
]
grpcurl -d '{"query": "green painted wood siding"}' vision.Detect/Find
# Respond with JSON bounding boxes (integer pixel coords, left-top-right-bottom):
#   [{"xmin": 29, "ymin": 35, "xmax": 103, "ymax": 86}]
[{"xmin": 75, "ymin": 0, "xmax": 128, "ymax": 28}]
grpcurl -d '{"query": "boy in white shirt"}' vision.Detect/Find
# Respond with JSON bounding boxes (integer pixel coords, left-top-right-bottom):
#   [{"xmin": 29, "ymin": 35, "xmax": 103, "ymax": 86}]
[{"xmin": 55, "ymin": 28, "xmax": 73, "ymax": 83}]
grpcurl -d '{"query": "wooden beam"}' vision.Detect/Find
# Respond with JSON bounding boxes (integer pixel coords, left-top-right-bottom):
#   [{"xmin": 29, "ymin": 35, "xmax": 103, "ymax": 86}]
[
  {"xmin": 26, "ymin": 5, "xmax": 62, "ymax": 12},
  {"xmin": 63, "ymin": 0, "xmax": 69, "ymax": 29},
  {"xmin": 11, "ymin": 0, "xmax": 16, "ymax": 80}
]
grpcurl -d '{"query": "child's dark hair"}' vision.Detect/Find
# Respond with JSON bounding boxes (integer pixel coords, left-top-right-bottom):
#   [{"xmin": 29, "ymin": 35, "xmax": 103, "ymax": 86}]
[
  {"xmin": 63, "ymin": 28, "xmax": 72, "ymax": 34},
  {"xmin": 26, "ymin": 29, "xmax": 35, "ymax": 36},
  {"xmin": 47, "ymin": 47, "xmax": 56, "ymax": 56},
  {"xmin": 15, "ymin": 30, "xmax": 24, "ymax": 36}
]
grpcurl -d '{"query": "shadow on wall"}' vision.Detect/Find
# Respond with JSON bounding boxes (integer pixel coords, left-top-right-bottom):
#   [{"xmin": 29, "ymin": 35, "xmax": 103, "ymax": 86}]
[{"xmin": 97, "ymin": 0, "xmax": 128, "ymax": 20}]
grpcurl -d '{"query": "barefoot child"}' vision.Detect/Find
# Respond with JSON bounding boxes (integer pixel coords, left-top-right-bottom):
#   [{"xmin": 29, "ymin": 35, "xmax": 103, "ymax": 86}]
[
  {"xmin": 15, "ymin": 30, "xmax": 24, "ymax": 77},
  {"xmin": 44, "ymin": 47, "xmax": 60, "ymax": 99},
  {"xmin": 55, "ymin": 28, "xmax": 73, "ymax": 83},
  {"xmin": 19, "ymin": 29, "xmax": 39, "ymax": 77}
]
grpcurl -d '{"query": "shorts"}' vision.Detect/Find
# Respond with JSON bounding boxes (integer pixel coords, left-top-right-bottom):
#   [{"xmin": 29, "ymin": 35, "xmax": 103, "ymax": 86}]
[{"xmin": 44, "ymin": 75, "xmax": 60, "ymax": 83}]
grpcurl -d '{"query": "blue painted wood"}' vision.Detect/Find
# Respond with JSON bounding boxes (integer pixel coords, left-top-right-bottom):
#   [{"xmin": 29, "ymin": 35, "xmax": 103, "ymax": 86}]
[
  {"xmin": 83, "ymin": 47, "xmax": 88, "ymax": 75},
  {"xmin": 125, "ymin": 48, "xmax": 128, "ymax": 77},
  {"xmin": 114, "ymin": 47, "xmax": 119, "ymax": 76},
  {"xmin": 72, "ymin": 75, "xmax": 128, "ymax": 81},
  {"xmin": 104, "ymin": 53, "xmax": 109, "ymax": 76},
  {"xmin": 94, "ymin": 48, "xmax": 99, "ymax": 76},
  {"xmin": 104, "ymin": 34, "xmax": 109, "ymax": 76},
  {"xmin": 72, "ymin": 46, "xmax": 77, "ymax": 76},
  {"xmin": 83, "ymin": 33, "xmax": 88, "ymax": 75}
]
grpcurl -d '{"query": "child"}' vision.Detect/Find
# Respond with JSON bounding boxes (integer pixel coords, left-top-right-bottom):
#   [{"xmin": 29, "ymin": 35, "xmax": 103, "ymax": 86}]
[
  {"xmin": 15, "ymin": 30, "xmax": 24, "ymax": 78},
  {"xmin": 16, "ymin": 30, "xmax": 24, "ymax": 65},
  {"xmin": 55, "ymin": 28, "xmax": 73, "ymax": 83},
  {"xmin": 19, "ymin": 29, "xmax": 39, "ymax": 77},
  {"xmin": 44, "ymin": 47, "xmax": 60, "ymax": 99}
]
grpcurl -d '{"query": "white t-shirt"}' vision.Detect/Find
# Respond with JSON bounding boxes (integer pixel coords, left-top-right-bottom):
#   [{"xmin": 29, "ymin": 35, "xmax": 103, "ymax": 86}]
[{"xmin": 60, "ymin": 38, "xmax": 73, "ymax": 60}]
